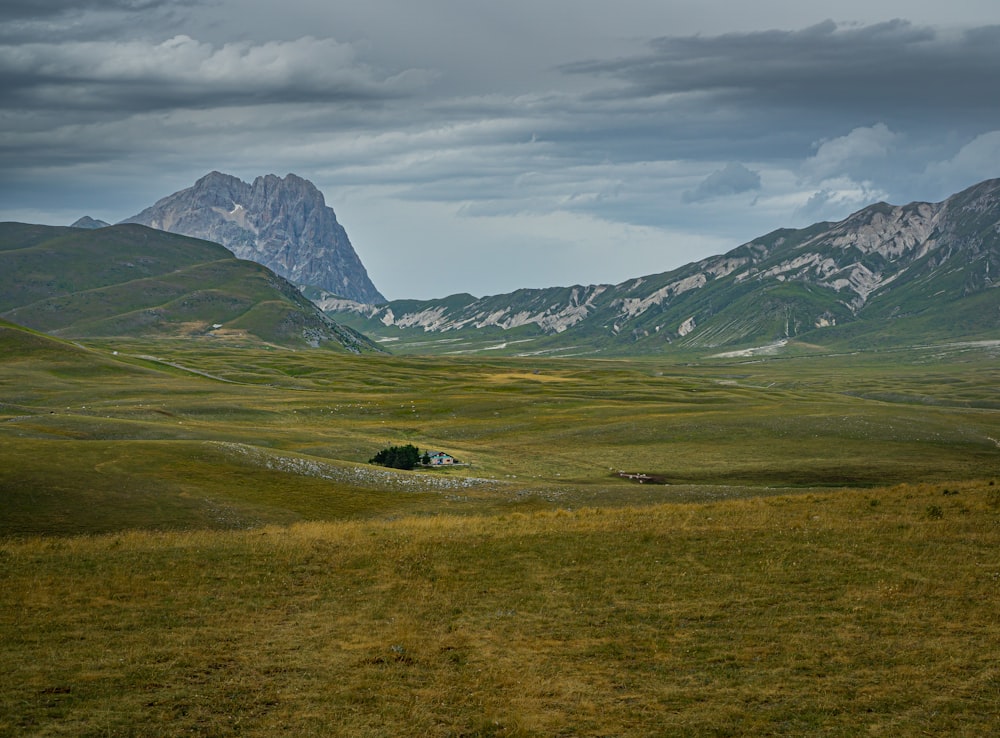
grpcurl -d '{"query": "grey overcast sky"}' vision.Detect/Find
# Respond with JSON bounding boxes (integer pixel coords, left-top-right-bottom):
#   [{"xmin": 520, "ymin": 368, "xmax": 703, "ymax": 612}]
[{"xmin": 2, "ymin": 1, "xmax": 1000, "ymax": 299}]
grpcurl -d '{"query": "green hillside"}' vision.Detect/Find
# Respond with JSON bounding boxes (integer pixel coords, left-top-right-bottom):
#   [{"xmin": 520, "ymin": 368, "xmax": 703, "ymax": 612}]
[{"xmin": 0, "ymin": 223, "xmax": 378, "ymax": 351}]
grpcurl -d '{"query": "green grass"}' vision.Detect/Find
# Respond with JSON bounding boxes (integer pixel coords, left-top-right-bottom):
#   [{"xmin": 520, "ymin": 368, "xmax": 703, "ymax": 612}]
[
  {"xmin": 3, "ymin": 327, "xmax": 999, "ymax": 536},
  {"xmin": 2, "ymin": 325, "xmax": 1000, "ymax": 733}
]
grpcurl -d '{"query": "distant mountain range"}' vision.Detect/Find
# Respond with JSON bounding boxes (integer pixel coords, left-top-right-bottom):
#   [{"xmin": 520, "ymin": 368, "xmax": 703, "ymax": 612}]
[
  {"xmin": 0, "ymin": 222, "xmax": 379, "ymax": 352},
  {"xmin": 121, "ymin": 171, "xmax": 385, "ymax": 304},
  {"xmin": 322, "ymin": 179, "xmax": 1000, "ymax": 356}
]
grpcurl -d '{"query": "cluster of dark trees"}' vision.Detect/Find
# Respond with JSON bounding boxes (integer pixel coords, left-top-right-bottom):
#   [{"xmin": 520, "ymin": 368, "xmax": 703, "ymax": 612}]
[{"xmin": 368, "ymin": 444, "xmax": 430, "ymax": 470}]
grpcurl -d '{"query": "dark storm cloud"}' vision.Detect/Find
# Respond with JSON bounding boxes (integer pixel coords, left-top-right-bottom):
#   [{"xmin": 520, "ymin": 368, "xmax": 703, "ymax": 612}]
[
  {"xmin": 0, "ymin": 0, "xmax": 187, "ymax": 21},
  {"xmin": 562, "ymin": 20, "xmax": 1000, "ymax": 124},
  {"xmin": 0, "ymin": 35, "xmax": 431, "ymax": 112}
]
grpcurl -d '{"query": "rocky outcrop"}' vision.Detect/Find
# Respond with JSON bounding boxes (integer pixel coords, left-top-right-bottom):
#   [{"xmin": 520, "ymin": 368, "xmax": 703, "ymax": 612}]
[
  {"xmin": 122, "ymin": 172, "xmax": 385, "ymax": 304},
  {"xmin": 315, "ymin": 284, "xmax": 610, "ymax": 335}
]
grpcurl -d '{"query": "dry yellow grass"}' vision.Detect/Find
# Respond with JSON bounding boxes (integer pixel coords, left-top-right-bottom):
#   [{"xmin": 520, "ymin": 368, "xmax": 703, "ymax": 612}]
[
  {"xmin": 483, "ymin": 372, "xmax": 575, "ymax": 383},
  {"xmin": 3, "ymin": 480, "xmax": 998, "ymax": 736}
]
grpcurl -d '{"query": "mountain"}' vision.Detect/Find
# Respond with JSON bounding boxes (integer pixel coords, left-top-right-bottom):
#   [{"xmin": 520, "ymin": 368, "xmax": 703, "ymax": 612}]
[
  {"xmin": 71, "ymin": 216, "xmax": 111, "ymax": 229},
  {"xmin": 0, "ymin": 222, "xmax": 380, "ymax": 352},
  {"xmin": 323, "ymin": 179, "xmax": 1000, "ymax": 356},
  {"xmin": 122, "ymin": 171, "xmax": 385, "ymax": 304}
]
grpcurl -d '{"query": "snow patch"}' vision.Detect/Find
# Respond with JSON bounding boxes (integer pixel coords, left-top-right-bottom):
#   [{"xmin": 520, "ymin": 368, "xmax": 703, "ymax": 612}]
[{"xmin": 213, "ymin": 203, "xmax": 255, "ymax": 232}]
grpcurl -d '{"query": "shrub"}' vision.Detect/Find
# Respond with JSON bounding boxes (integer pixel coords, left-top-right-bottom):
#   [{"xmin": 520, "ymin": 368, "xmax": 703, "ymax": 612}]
[{"xmin": 369, "ymin": 444, "xmax": 423, "ymax": 470}]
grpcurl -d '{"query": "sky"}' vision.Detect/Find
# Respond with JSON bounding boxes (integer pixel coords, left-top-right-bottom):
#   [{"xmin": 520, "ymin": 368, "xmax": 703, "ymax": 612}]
[{"xmin": 2, "ymin": 1, "xmax": 1000, "ymax": 300}]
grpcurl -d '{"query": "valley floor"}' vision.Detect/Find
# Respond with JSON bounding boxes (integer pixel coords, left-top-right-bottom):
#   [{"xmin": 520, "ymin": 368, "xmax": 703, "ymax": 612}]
[{"xmin": 2, "ymin": 332, "xmax": 998, "ymax": 734}]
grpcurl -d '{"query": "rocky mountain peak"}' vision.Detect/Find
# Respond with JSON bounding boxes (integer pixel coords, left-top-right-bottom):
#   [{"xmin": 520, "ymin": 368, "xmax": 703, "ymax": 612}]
[
  {"xmin": 70, "ymin": 216, "xmax": 111, "ymax": 229},
  {"xmin": 122, "ymin": 172, "xmax": 385, "ymax": 304}
]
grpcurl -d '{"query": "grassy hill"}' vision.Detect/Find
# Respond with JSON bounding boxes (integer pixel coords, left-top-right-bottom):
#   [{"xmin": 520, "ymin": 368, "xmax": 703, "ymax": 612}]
[{"xmin": 0, "ymin": 223, "xmax": 378, "ymax": 351}]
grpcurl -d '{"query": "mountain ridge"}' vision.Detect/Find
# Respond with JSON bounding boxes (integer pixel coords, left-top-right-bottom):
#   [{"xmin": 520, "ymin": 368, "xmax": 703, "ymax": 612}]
[{"xmin": 322, "ymin": 178, "xmax": 999, "ymax": 355}]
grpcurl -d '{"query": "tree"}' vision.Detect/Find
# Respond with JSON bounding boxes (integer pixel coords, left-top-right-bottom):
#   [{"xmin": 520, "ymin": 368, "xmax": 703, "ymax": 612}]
[{"xmin": 369, "ymin": 444, "xmax": 422, "ymax": 470}]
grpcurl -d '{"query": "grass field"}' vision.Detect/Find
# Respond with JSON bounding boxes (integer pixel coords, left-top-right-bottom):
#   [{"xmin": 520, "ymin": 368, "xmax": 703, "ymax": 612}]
[
  {"xmin": 2, "ymin": 325, "xmax": 999, "ymax": 734},
  {"xmin": 2, "ymin": 483, "xmax": 999, "ymax": 736}
]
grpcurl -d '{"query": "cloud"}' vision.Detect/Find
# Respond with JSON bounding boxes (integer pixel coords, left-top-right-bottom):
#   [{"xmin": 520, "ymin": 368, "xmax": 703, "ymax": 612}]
[
  {"xmin": 0, "ymin": 35, "xmax": 431, "ymax": 112},
  {"xmin": 794, "ymin": 178, "xmax": 890, "ymax": 223},
  {"xmin": 562, "ymin": 20, "xmax": 1000, "ymax": 128},
  {"xmin": 339, "ymin": 193, "xmax": 734, "ymax": 299},
  {"xmin": 683, "ymin": 162, "xmax": 761, "ymax": 203},
  {"xmin": 923, "ymin": 131, "xmax": 1000, "ymax": 194},
  {"xmin": 801, "ymin": 123, "xmax": 900, "ymax": 184},
  {"xmin": 0, "ymin": 0, "xmax": 182, "ymax": 21}
]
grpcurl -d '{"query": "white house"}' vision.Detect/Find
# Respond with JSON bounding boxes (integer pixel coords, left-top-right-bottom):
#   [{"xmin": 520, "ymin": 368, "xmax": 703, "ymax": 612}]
[{"xmin": 427, "ymin": 452, "xmax": 456, "ymax": 466}]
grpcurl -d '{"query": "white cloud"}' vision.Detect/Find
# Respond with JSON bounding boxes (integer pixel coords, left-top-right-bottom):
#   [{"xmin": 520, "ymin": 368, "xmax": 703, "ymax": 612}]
[
  {"xmin": 924, "ymin": 131, "xmax": 1000, "ymax": 194},
  {"xmin": 793, "ymin": 177, "xmax": 890, "ymax": 223},
  {"xmin": 683, "ymin": 162, "xmax": 762, "ymax": 203},
  {"xmin": 802, "ymin": 124, "xmax": 899, "ymax": 184}
]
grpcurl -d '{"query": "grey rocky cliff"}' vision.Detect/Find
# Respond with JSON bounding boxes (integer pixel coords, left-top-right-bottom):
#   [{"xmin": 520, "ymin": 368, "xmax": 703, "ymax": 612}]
[{"xmin": 122, "ymin": 171, "xmax": 385, "ymax": 304}]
